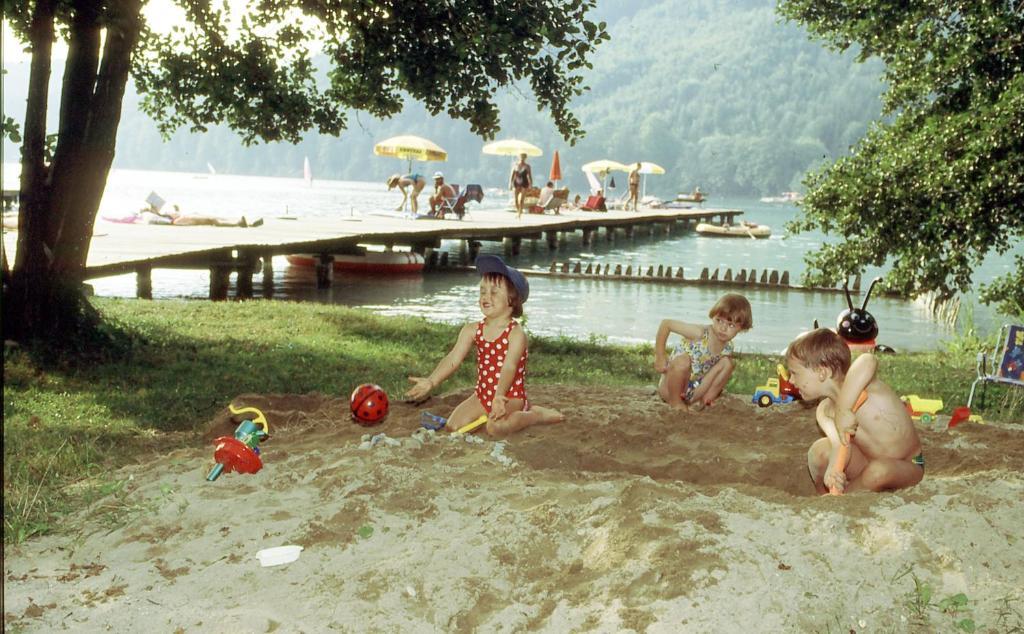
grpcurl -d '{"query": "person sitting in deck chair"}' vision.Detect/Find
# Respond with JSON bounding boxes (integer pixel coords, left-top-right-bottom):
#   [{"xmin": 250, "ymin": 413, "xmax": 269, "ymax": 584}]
[
  {"xmin": 429, "ymin": 172, "xmax": 457, "ymax": 218},
  {"xmin": 531, "ymin": 182, "xmax": 569, "ymax": 214},
  {"xmin": 581, "ymin": 189, "xmax": 607, "ymax": 212}
]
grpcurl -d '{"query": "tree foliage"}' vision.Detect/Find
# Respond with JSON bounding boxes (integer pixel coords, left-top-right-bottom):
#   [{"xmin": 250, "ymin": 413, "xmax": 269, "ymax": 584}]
[
  {"xmin": 779, "ymin": 0, "xmax": 1024, "ymax": 317},
  {"xmin": 131, "ymin": 0, "xmax": 608, "ymax": 144},
  {"xmin": 1, "ymin": 0, "xmax": 609, "ymax": 345}
]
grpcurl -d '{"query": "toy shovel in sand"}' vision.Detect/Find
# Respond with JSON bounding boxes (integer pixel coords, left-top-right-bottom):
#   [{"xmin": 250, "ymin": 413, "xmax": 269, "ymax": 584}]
[{"xmin": 829, "ymin": 390, "xmax": 869, "ymax": 496}]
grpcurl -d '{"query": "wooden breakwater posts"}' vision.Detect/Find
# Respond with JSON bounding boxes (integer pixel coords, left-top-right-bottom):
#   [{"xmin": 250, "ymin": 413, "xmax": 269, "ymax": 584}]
[{"xmin": 525, "ymin": 261, "xmax": 865, "ymax": 295}]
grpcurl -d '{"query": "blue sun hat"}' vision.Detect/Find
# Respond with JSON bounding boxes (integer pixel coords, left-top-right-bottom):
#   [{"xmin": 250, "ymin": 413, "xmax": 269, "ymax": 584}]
[{"xmin": 475, "ymin": 255, "xmax": 529, "ymax": 303}]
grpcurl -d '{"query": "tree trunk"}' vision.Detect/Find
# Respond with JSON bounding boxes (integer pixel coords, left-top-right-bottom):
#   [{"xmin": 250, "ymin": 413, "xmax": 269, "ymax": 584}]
[{"xmin": 4, "ymin": 0, "xmax": 142, "ymax": 344}]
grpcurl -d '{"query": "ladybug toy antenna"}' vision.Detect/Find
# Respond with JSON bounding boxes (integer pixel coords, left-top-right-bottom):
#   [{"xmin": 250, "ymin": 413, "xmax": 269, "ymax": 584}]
[
  {"xmin": 861, "ymin": 277, "xmax": 882, "ymax": 310},
  {"xmin": 843, "ymin": 278, "xmax": 855, "ymax": 310}
]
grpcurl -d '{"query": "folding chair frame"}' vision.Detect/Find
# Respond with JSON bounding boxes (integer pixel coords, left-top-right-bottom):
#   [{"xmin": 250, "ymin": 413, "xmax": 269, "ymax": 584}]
[{"xmin": 967, "ymin": 323, "xmax": 1024, "ymax": 408}]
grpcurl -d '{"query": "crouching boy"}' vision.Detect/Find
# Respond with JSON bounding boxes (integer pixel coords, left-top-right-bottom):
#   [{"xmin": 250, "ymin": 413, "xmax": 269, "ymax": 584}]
[{"xmin": 786, "ymin": 328, "xmax": 923, "ymax": 494}]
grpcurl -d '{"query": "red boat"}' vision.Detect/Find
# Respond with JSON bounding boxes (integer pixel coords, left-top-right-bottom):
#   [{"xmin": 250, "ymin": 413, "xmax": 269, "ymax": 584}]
[{"xmin": 286, "ymin": 251, "xmax": 425, "ymax": 274}]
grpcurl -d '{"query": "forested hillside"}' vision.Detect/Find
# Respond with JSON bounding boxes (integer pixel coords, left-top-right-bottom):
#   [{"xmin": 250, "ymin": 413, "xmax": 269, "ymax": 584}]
[{"xmin": 1, "ymin": 0, "xmax": 885, "ymax": 196}]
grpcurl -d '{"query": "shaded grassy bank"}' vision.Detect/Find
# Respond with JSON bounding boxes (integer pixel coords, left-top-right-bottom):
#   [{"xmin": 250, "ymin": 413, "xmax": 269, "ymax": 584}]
[{"xmin": 4, "ymin": 299, "xmax": 1021, "ymax": 543}]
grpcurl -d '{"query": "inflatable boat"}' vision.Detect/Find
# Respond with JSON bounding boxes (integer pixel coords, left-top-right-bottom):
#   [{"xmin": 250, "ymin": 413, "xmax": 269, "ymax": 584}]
[
  {"xmin": 695, "ymin": 222, "xmax": 771, "ymax": 238},
  {"xmin": 286, "ymin": 251, "xmax": 425, "ymax": 274}
]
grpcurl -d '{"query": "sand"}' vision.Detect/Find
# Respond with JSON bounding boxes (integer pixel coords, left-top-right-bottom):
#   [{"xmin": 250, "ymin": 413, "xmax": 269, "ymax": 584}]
[{"xmin": 4, "ymin": 385, "xmax": 1023, "ymax": 632}]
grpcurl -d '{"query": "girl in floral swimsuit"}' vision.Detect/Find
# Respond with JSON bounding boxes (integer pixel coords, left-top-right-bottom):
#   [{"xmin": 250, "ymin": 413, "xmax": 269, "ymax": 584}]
[
  {"xmin": 406, "ymin": 255, "xmax": 562, "ymax": 437},
  {"xmin": 653, "ymin": 293, "xmax": 754, "ymax": 411}
]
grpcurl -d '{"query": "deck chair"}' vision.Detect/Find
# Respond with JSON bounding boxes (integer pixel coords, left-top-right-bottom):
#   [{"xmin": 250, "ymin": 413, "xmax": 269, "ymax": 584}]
[
  {"xmin": 967, "ymin": 323, "xmax": 1024, "ymax": 407},
  {"xmin": 441, "ymin": 184, "xmax": 483, "ymax": 220},
  {"xmin": 531, "ymin": 187, "xmax": 569, "ymax": 214},
  {"xmin": 580, "ymin": 194, "xmax": 606, "ymax": 212},
  {"xmin": 460, "ymin": 184, "xmax": 484, "ymax": 220},
  {"xmin": 434, "ymin": 184, "xmax": 460, "ymax": 219},
  {"xmin": 521, "ymin": 186, "xmax": 541, "ymax": 210}
]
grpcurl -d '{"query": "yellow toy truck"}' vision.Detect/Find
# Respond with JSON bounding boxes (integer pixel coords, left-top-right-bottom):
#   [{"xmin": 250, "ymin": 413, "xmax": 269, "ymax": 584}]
[{"xmin": 900, "ymin": 394, "xmax": 944, "ymax": 425}]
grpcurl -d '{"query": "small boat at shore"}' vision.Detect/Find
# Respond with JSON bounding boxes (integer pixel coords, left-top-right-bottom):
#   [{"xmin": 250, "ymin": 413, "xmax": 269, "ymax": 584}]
[
  {"xmin": 675, "ymin": 190, "xmax": 706, "ymax": 204},
  {"xmin": 695, "ymin": 222, "xmax": 771, "ymax": 238},
  {"xmin": 759, "ymin": 192, "xmax": 803, "ymax": 204},
  {"xmin": 286, "ymin": 251, "xmax": 425, "ymax": 274}
]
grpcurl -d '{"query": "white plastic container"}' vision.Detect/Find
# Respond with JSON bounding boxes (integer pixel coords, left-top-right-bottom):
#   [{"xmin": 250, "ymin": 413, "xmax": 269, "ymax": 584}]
[{"xmin": 256, "ymin": 545, "xmax": 303, "ymax": 567}]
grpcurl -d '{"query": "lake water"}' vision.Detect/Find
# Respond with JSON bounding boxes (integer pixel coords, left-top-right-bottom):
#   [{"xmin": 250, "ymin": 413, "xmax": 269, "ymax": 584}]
[{"xmin": 6, "ymin": 166, "xmax": 1019, "ymax": 353}]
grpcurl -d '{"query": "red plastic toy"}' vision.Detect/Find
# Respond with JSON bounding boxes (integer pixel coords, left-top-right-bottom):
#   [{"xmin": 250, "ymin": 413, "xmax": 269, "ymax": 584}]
[
  {"xmin": 948, "ymin": 406, "xmax": 971, "ymax": 429},
  {"xmin": 350, "ymin": 383, "xmax": 389, "ymax": 425},
  {"xmin": 211, "ymin": 437, "xmax": 263, "ymax": 475}
]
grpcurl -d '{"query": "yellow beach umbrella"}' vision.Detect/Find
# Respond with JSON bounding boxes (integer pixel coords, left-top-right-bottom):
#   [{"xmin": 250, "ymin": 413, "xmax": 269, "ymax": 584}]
[
  {"xmin": 635, "ymin": 161, "xmax": 666, "ymax": 197},
  {"xmin": 582, "ymin": 159, "xmax": 629, "ymax": 192},
  {"xmin": 637, "ymin": 161, "xmax": 665, "ymax": 175},
  {"xmin": 374, "ymin": 135, "xmax": 448, "ymax": 172},
  {"xmin": 482, "ymin": 138, "xmax": 543, "ymax": 157},
  {"xmin": 581, "ymin": 159, "xmax": 629, "ymax": 175}
]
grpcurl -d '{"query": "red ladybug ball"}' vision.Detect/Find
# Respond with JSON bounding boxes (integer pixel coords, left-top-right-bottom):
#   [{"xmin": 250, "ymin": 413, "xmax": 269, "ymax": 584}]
[{"xmin": 350, "ymin": 384, "xmax": 389, "ymax": 425}]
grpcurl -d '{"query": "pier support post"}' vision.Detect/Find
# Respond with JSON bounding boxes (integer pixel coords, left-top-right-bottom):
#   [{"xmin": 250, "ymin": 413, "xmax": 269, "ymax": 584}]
[
  {"xmin": 502, "ymin": 237, "xmax": 521, "ymax": 256},
  {"xmin": 262, "ymin": 254, "xmax": 275, "ymax": 298},
  {"xmin": 316, "ymin": 255, "xmax": 334, "ymax": 289},
  {"xmin": 624, "ymin": 225, "xmax": 634, "ymax": 240},
  {"xmin": 581, "ymin": 228, "xmax": 594, "ymax": 246},
  {"xmin": 236, "ymin": 253, "xmax": 256, "ymax": 299},
  {"xmin": 423, "ymin": 247, "xmax": 436, "ymax": 271},
  {"xmin": 136, "ymin": 265, "xmax": 152, "ymax": 299},
  {"xmin": 210, "ymin": 264, "xmax": 231, "ymax": 300},
  {"xmin": 468, "ymin": 240, "xmax": 481, "ymax": 263},
  {"xmin": 605, "ymin": 227, "xmax": 615, "ymax": 242},
  {"xmin": 545, "ymin": 231, "xmax": 560, "ymax": 250}
]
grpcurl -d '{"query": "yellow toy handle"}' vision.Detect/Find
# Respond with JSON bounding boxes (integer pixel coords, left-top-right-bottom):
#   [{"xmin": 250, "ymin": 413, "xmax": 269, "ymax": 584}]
[
  {"xmin": 229, "ymin": 404, "xmax": 270, "ymax": 436},
  {"xmin": 777, "ymin": 363, "xmax": 790, "ymax": 382},
  {"xmin": 456, "ymin": 414, "xmax": 488, "ymax": 434}
]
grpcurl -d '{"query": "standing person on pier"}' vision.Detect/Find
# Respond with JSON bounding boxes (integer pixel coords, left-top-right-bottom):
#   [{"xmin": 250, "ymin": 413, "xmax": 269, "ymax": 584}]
[
  {"xmin": 387, "ymin": 173, "xmax": 428, "ymax": 215},
  {"xmin": 509, "ymin": 153, "xmax": 533, "ymax": 219},
  {"xmin": 628, "ymin": 162, "xmax": 641, "ymax": 211}
]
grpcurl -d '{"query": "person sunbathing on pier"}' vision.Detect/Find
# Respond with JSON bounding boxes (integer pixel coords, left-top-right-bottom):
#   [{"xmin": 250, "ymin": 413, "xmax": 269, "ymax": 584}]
[{"xmin": 144, "ymin": 204, "xmax": 262, "ymax": 227}]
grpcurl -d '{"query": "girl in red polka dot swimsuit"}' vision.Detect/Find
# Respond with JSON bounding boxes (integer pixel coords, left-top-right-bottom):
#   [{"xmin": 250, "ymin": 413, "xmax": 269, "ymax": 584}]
[
  {"xmin": 405, "ymin": 255, "xmax": 563, "ymax": 437},
  {"xmin": 474, "ymin": 318, "xmax": 529, "ymax": 413}
]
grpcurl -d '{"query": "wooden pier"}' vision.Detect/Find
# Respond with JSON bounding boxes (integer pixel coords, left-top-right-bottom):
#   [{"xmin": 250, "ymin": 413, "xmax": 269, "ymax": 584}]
[{"xmin": 2, "ymin": 206, "xmax": 744, "ymax": 299}]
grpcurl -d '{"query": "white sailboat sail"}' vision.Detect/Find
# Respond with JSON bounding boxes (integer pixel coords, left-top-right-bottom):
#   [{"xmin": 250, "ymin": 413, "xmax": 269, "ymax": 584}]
[
  {"xmin": 207, "ymin": 162, "xmax": 217, "ymax": 175},
  {"xmin": 303, "ymin": 156, "xmax": 313, "ymax": 187}
]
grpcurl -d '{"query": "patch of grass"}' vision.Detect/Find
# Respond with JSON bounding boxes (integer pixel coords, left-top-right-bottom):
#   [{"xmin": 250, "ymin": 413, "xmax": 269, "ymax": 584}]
[
  {"xmin": 894, "ymin": 564, "xmax": 982, "ymax": 632},
  {"xmin": 993, "ymin": 594, "xmax": 1024, "ymax": 633},
  {"xmin": 4, "ymin": 298, "xmax": 1021, "ymax": 544}
]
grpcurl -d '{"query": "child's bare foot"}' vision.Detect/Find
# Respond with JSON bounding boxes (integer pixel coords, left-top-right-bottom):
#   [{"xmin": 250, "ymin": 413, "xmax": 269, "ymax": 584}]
[
  {"xmin": 530, "ymin": 406, "xmax": 564, "ymax": 425},
  {"xmin": 690, "ymin": 400, "xmax": 706, "ymax": 412},
  {"xmin": 669, "ymin": 402, "xmax": 690, "ymax": 412}
]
